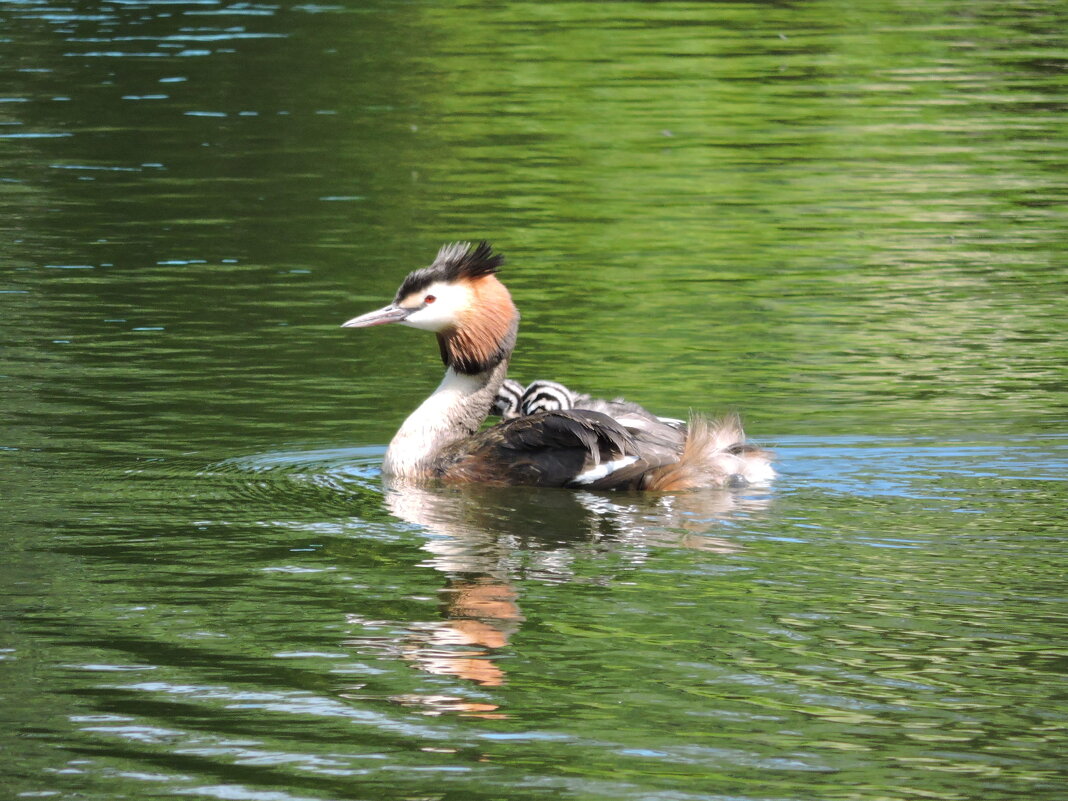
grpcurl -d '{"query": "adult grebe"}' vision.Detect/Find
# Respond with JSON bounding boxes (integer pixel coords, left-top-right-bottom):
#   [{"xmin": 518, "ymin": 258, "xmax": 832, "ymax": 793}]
[{"xmin": 342, "ymin": 241, "xmax": 773, "ymax": 489}]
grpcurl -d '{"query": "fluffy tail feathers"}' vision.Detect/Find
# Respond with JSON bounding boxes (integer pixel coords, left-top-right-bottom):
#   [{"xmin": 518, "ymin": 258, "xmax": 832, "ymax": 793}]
[{"xmin": 643, "ymin": 412, "xmax": 774, "ymax": 491}]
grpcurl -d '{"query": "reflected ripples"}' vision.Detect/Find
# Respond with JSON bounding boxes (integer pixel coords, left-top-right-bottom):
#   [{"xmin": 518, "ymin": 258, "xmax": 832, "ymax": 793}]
[
  {"xmin": 3, "ymin": 0, "xmax": 1067, "ymax": 798},
  {"xmin": 5, "ymin": 401, "xmax": 1066, "ymax": 799}
]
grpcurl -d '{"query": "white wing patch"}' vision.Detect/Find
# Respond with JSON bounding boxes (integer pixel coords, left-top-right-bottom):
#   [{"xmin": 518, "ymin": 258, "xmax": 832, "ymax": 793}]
[{"xmin": 572, "ymin": 455, "xmax": 639, "ymax": 485}]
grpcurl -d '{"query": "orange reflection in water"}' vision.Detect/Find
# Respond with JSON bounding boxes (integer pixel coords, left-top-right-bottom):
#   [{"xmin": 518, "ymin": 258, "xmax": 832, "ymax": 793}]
[
  {"xmin": 340, "ymin": 481, "xmax": 769, "ymax": 716},
  {"xmin": 402, "ymin": 578, "xmax": 524, "ymax": 689}
]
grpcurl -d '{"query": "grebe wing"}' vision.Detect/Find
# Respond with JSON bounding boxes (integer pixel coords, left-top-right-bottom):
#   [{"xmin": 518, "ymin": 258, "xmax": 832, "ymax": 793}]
[{"xmin": 442, "ymin": 410, "xmax": 675, "ymax": 490}]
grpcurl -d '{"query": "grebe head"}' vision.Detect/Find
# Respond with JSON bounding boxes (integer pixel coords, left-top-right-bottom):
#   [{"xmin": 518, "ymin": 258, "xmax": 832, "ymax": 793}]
[
  {"xmin": 520, "ymin": 380, "xmax": 576, "ymax": 415},
  {"xmin": 491, "ymin": 378, "xmax": 525, "ymax": 419},
  {"xmin": 342, "ymin": 241, "xmax": 519, "ymax": 375}
]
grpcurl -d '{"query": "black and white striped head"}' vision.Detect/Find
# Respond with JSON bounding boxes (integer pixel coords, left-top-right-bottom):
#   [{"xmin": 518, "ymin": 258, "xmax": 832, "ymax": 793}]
[
  {"xmin": 491, "ymin": 378, "xmax": 525, "ymax": 420},
  {"xmin": 520, "ymin": 380, "xmax": 576, "ymax": 416}
]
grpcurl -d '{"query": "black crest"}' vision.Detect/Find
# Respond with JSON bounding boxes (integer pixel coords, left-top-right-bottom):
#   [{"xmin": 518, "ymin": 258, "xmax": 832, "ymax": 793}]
[{"xmin": 395, "ymin": 241, "xmax": 504, "ymax": 301}]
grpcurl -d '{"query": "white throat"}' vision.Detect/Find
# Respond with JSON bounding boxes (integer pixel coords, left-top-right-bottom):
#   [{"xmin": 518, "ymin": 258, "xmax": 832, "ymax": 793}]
[{"xmin": 382, "ymin": 364, "xmax": 506, "ymax": 479}]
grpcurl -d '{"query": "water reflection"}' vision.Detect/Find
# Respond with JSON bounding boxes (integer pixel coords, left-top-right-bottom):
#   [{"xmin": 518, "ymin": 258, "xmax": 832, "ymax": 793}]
[
  {"xmin": 341, "ymin": 480, "xmax": 769, "ymax": 711},
  {"xmin": 6, "ymin": 0, "xmax": 1068, "ymax": 794}
]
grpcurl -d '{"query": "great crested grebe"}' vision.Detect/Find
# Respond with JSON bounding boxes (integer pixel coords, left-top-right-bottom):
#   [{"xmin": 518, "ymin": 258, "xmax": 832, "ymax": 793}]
[
  {"xmin": 508, "ymin": 379, "xmax": 687, "ymax": 430},
  {"xmin": 342, "ymin": 241, "xmax": 774, "ymax": 490},
  {"xmin": 491, "ymin": 378, "xmax": 526, "ymax": 420}
]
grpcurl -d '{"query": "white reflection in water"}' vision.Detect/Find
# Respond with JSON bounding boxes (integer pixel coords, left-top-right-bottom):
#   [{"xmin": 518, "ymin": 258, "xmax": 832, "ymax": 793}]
[{"xmin": 335, "ymin": 480, "xmax": 771, "ymax": 706}]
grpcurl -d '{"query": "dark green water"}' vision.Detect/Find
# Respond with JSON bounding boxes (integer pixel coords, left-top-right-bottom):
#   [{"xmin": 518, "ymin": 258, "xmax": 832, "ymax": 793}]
[{"xmin": 3, "ymin": 1, "xmax": 1067, "ymax": 799}]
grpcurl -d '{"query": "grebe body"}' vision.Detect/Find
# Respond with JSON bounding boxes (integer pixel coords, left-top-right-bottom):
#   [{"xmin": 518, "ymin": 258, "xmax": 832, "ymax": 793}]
[{"xmin": 342, "ymin": 242, "xmax": 773, "ymax": 490}]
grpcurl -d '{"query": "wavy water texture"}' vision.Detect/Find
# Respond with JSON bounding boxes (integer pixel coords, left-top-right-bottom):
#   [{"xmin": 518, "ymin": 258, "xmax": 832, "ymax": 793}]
[{"xmin": 2, "ymin": 0, "xmax": 1067, "ymax": 800}]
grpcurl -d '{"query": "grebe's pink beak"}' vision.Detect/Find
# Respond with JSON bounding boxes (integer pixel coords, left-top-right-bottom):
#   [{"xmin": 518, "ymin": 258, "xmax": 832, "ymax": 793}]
[{"xmin": 341, "ymin": 304, "xmax": 409, "ymax": 328}]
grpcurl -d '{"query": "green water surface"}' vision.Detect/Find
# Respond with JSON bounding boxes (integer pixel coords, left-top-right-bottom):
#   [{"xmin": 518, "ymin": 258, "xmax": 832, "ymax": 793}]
[{"xmin": 2, "ymin": 1, "xmax": 1067, "ymax": 800}]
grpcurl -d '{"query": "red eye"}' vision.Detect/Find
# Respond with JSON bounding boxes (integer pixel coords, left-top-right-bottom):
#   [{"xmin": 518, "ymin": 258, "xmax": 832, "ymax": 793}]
[{"xmin": 424, "ymin": 294, "xmax": 436, "ymax": 304}]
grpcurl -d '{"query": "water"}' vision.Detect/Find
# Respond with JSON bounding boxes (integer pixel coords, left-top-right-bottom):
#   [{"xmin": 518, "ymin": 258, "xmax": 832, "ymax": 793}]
[{"xmin": 3, "ymin": 0, "xmax": 1067, "ymax": 799}]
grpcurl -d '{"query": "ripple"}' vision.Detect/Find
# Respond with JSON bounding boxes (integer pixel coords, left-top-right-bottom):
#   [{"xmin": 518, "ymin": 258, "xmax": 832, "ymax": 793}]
[{"xmin": 199, "ymin": 446, "xmax": 385, "ymax": 517}]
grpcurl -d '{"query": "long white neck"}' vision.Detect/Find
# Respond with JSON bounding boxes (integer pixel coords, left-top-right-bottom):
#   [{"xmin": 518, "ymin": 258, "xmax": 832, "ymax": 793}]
[{"xmin": 382, "ymin": 360, "xmax": 509, "ymax": 479}]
